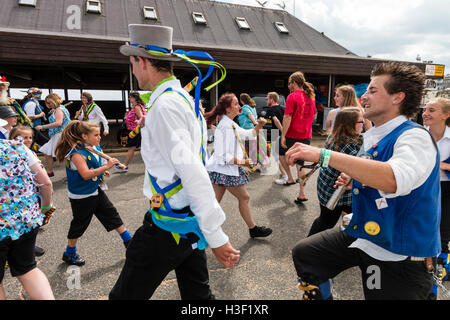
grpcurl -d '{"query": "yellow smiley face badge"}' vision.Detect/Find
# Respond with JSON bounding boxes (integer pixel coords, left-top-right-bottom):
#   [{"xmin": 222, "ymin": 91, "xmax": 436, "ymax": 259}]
[{"xmin": 364, "ymin": 221, "xmax": 380, "ymax": 236}]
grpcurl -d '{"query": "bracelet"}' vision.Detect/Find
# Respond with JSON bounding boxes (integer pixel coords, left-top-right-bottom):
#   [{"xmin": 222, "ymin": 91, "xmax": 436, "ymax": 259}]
[
  {"xmin": 40, "ymin": 204, "xmax": 53, "ymax": 210},
  {"xmin": 321, "ymin": 149, "xmax": 331, "ymax": 168},
  {"xmin": 43, "ymin": 125, "xmax": 46, "ymax": 130}
]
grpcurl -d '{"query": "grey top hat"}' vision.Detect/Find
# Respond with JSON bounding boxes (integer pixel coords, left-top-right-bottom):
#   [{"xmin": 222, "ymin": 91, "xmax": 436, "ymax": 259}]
[
  {"xmin": 0, "ymin": 105, "xmax": 19, "ymax": 119},
  {"xmin": 120, "ymin": 24, "xmax": 181, "ymax": 62}
]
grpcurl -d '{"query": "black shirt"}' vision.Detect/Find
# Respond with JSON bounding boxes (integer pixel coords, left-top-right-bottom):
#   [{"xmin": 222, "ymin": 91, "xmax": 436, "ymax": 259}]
[{"xmin": 265, "ymin": 105, "xmax": 284, "ymax": 132}]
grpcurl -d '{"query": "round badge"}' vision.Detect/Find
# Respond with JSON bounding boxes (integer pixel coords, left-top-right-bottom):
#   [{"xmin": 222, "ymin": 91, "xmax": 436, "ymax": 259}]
[
  {"xmin": 364, "ymin": 221, "xmax": 380, "ymax": 236},
  {"xmin": 88, "ymin": 156, "xmax": 92, "ymax": 161},
  {"xmin": 373, "ymin": 151, "xmax": 378, "ymax": 158},
  {"xmin": 353, "ymin": 188, "xmax": 359, "ymax": 195}
]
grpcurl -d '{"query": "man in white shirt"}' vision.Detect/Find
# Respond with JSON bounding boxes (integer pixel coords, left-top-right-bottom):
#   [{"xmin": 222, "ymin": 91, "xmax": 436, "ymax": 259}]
[
  {"xmin": 286, "ymin": 62, "xmax": 441, "ymax": 300},
  {"xmin": 109, "ymin": 24, "xmax": 240, "ymax": 300}
]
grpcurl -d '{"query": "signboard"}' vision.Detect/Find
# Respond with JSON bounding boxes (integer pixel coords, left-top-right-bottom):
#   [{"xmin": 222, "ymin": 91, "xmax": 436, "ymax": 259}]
[{"xmin": 425, "ymin": 64, "xmax": 445, "ymax": 78}]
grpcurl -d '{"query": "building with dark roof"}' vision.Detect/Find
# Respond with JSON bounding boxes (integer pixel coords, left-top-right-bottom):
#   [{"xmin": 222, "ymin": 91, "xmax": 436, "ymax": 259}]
[{"xmin": 0, "ymin": 0, "xmax": 440, "ymax": 119}]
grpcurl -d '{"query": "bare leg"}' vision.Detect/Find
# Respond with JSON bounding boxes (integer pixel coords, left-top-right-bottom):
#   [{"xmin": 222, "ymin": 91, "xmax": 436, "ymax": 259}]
[
  {"xmin": 212, "ymin": 184, "xmax": 227, "ymax": 203},
  {"xmin": 297, "ymin": 166, "xmax": 307, "ymax": 200},
  {"xmin": 67, "ymin": 239, "xmax": 78, "ymax": 248},
  {"xmin": 115, "ymin": 225, "xmax": 126, "ymax": 234},
  {"xmin": 124, "ymin": 146, "xmax": 136, "ymax": 167},
  {"xmin": 17, "ymin": 268, "xmax": 54, "ymax": 300},
  {"xmin": 0, "ymin": 282, "xmax": 6, "ymax": 300},
  {"xmin": 45, "ymin": 155, "xmax": 54, "ymax": 173},
  {"xmin": 226, "ymin": 185, "xmax": 256, "ymax": 229},
  {"xmin": 279, "ymin": 156, "xmax": 295, "ymax": 183}
]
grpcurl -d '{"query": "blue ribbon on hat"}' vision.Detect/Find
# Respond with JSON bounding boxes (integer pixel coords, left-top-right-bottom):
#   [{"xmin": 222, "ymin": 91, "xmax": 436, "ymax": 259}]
[{"xmin": 130, "ymin": 43, "xmax": 226, "ymax": 118}]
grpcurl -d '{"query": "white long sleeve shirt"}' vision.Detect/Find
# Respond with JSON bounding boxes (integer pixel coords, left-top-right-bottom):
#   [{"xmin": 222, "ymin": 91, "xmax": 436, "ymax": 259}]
[
  {"xmin": 350, "ymin": 116, "xmax": 437, "ymax": 261},
  {"xmin": 78, "ymin": 104, "xmax": 109, "ymax": 133},
  {"xmin": 141, "ymin": 78, "xmax": 229, "ymax": 249},
  {"xmin": 206, "ymin": 115, "xmax": 256, "ymax": 176}
]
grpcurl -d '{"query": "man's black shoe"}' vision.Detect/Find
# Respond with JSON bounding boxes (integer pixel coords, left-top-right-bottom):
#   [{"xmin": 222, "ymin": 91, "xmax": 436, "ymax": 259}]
[
  {"xmin": 62, "ymin": 253, "xmax": 85, "ymax": 266},
  {"xmin": 249, "ymin": 225, "xmax": 273, "ymax": 238}
]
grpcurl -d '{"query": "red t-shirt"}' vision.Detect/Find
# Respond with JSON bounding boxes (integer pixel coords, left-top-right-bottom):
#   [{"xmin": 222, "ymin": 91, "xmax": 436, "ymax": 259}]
[{"xmin": 284, "ymin": 90, "xmax": 316, "ymax": 139}]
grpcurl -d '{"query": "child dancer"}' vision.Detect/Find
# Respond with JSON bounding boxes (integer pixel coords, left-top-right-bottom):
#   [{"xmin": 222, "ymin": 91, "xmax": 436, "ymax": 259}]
[
  {"xmin": 10, "ymin": 125, "xmax": 47, "ymax": 257},
  {"xmin": 55, "ymin": 121, "xmax": 132, "ymax": 266},
  {"xmin": 307, "ymin": 107, "xmax": 364, "ymax": 236},
  {"xmin": 205, "ymin": 93, "xmax": 272, "ymax": 238}
]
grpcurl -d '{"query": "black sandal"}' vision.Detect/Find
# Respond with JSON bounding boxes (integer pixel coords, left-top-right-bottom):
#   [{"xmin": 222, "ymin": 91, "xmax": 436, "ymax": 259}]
[{"xmin": 294, "ymin": 197, "xmax": 308, "ymax": 204}]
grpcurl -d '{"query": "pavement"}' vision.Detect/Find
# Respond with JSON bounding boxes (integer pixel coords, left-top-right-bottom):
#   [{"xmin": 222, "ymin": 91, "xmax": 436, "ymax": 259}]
[{"xmin": 3, "ymin": 135, "xmax": 449, "ymax": 301}]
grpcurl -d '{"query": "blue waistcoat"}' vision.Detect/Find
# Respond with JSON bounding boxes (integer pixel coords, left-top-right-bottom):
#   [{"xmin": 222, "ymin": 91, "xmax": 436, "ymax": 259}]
[
  {"xmin": 345, "ymin": 121, "xmax": 441, "ymax": 257},
  {"xmin": 24, "ymin": 99, "xmax": 44, "ymax": 127},
  {"xmin": 66, "ymin": 147, "xmax": 104, "ymax": 195}
]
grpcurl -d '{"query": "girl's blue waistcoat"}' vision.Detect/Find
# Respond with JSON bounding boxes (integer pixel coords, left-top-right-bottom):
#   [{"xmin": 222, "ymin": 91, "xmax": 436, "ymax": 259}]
[{"xmin": 66, "ymin": 147, "xmax": 104, "ymax": 195}]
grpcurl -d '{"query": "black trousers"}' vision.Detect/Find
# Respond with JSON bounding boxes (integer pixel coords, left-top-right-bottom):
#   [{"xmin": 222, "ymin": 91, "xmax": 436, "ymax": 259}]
[
  {"xmin": 68, "ymin": 189, "xmax": 124, "ymax": 239},
  {"xmin": 441, "ymin": 181, "xmax": 450, "ymax": 253},
  {"xmin": 307, "ymin": 204, "xmax": 352, "ymax": 237},
  {"xmin": 109, "ymin": 212, "xmax": 214, "ymax": 300},
  {"xmin": 292, "ymin": 228, "xmax": 434, "ymax": 300}
]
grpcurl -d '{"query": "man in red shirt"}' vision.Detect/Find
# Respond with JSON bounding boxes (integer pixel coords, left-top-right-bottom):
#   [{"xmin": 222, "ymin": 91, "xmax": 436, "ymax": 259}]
[{"xmin": 277, "ymin": 71, "xmax": 316, "ymax": 203}]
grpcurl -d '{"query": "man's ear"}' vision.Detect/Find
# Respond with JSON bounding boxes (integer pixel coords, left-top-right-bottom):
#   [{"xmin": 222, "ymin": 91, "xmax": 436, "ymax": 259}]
[{"xmin": 393, "ymin": 92, "xmax": 406, "ymax": 105}]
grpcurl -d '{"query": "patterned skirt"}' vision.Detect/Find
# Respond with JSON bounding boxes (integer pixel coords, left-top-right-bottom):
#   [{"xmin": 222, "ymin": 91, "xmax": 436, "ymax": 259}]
[{"xmin": 209, "ymin": 167, "xmax": 249, "ymax": 187}]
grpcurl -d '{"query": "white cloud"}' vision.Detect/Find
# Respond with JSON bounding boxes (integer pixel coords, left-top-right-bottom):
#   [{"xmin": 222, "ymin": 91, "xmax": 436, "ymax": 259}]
[{"xmin": 216, "ymin": 0, "xmax": 450, "ymax": 74}]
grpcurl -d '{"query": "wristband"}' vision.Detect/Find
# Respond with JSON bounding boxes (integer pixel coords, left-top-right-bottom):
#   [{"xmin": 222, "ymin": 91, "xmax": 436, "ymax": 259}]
[
  {"xmin": 43, "ymin": 125, "xmax": 46, "ymax": 130},
  {"xmin": 321, "ymin": 149, "xmax": 331, "ymax": 168},
  {"xmin": 40, "ymin": 204, "xmax": 53, "ymax": 210}
]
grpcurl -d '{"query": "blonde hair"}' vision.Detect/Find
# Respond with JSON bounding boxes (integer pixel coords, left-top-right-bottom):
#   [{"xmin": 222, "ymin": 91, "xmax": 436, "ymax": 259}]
[
  {"xmin": 267, "ymin": 92, "xmax": 279, "ymax": 103},
  {"xmin": 45, "ymin": 93, "xmax": 63, "ymax": 107},
  {"xmin": 336, "ymin": 85, "xmax": 360, "ymax": 108},
  {"xmin": 55, "ymin": 121, "xmax": 100, "ymax": 162},
  {"xmin": 432, "ymin": 98, "xmax": 450, "ymax": 126},
  {"xmin": 9, "ymin": 124, "xmax": 33, "ymax": 140}
]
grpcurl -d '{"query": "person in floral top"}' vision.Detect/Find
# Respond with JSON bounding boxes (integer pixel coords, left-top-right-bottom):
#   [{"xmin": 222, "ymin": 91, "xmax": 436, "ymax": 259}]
[{"xmin": 0, "ymin": 133, "xmax": 54, "ymax": 300}]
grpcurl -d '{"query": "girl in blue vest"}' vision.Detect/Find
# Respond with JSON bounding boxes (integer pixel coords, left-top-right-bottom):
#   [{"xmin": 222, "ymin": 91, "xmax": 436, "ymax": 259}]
[
  {"xmin": 55, "ymin": 121, "xmax": 132, "ymax": 266},
  {"xmin": 35, "ymin": 94, "xmax": 71, "ymax": 178}
]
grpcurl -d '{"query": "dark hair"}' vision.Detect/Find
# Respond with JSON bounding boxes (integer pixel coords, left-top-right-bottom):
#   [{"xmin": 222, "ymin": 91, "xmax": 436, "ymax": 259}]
[
  {"xmin": 129, "ymin": 91, "xmax": 145, "ymax": 105},
  {"xmin": 328, "ymin": 107, "xmax": 364, "ymax": 147},
  {"xmin": 81, "ymin": 92, "xmax": 94, "ymax": 104},
  {"xmin": 55, "ymin": 121, "xmax": 99, "ymax": 162},
  {"xmin": 370, "ymin": 62, "xmax": 425, "ymax": 118},
  {"xmin": 132, "ymin": 56, "xmax": 174, "ymax": 74},
  {"xmin": 204, "ymin": 93, "xmax": 235, "ymax": 128}
]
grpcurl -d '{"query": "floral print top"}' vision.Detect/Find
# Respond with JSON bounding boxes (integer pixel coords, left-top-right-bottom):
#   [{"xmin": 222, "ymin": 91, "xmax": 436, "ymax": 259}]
[{"xmin": 0, "ymin": 140, "xmax": 43, "ymax": 241}]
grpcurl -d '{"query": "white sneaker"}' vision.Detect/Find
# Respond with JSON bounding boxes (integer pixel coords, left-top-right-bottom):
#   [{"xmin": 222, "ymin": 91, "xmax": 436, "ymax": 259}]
[{"xmin": 275, "ymin": 175, "xmax": 288, "ymax": 185}]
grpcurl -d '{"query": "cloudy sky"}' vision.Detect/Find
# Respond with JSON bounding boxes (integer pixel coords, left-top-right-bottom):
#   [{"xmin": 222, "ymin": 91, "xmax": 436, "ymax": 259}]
[{"xmin": 217, "ymin": 0, "xmax": 450, "ymax": 74}]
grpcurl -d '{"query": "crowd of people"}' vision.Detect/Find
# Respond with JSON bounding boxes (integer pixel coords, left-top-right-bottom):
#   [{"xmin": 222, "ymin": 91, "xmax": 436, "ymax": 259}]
[{"xmin": 0, "ymin": 23, "xmax": 449, "ymax": 301}]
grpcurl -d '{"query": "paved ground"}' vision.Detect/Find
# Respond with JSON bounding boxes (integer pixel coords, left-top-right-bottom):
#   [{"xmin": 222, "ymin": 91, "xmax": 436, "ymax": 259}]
[{"xmin": 3, "ymin": 137, "xmax": 448, "ymax": 301}]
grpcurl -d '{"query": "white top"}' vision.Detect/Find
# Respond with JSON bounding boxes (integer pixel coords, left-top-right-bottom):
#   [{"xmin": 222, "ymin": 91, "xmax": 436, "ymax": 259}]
[
  {"xmin": 425, "ymin": 125, "xmax": 450, "ymax": 181},
  {"xmin": 23, "ymin": 99, "xmax": 40, "ymax": 117},
  {"xmin": 349, "ymin": 116, "xmax": 437, "ymax": 261},
  {"xmin": 0, "ymin": 126, "xmax": 9, "ymax": 139},
  {"xmin": 141, "ymin": 78, "xmax": 229, "ymax": 249},
  {"xmin": 206, "ymin": 115, "xmax": 256, "ymax": 176},
  {"xmin": 77, "ymin": 104, "xmax": 109, "ymax": 133}
]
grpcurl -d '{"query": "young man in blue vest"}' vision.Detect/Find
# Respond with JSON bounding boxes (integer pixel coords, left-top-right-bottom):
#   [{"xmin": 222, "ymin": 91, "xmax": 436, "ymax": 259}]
[
  {"xmin": 286, "ymin": 62, "xmax": 441, "ymax": 300},
  {"xmin": 109, "ymin": 24, "xmax": 240, "ymax": 300}
]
